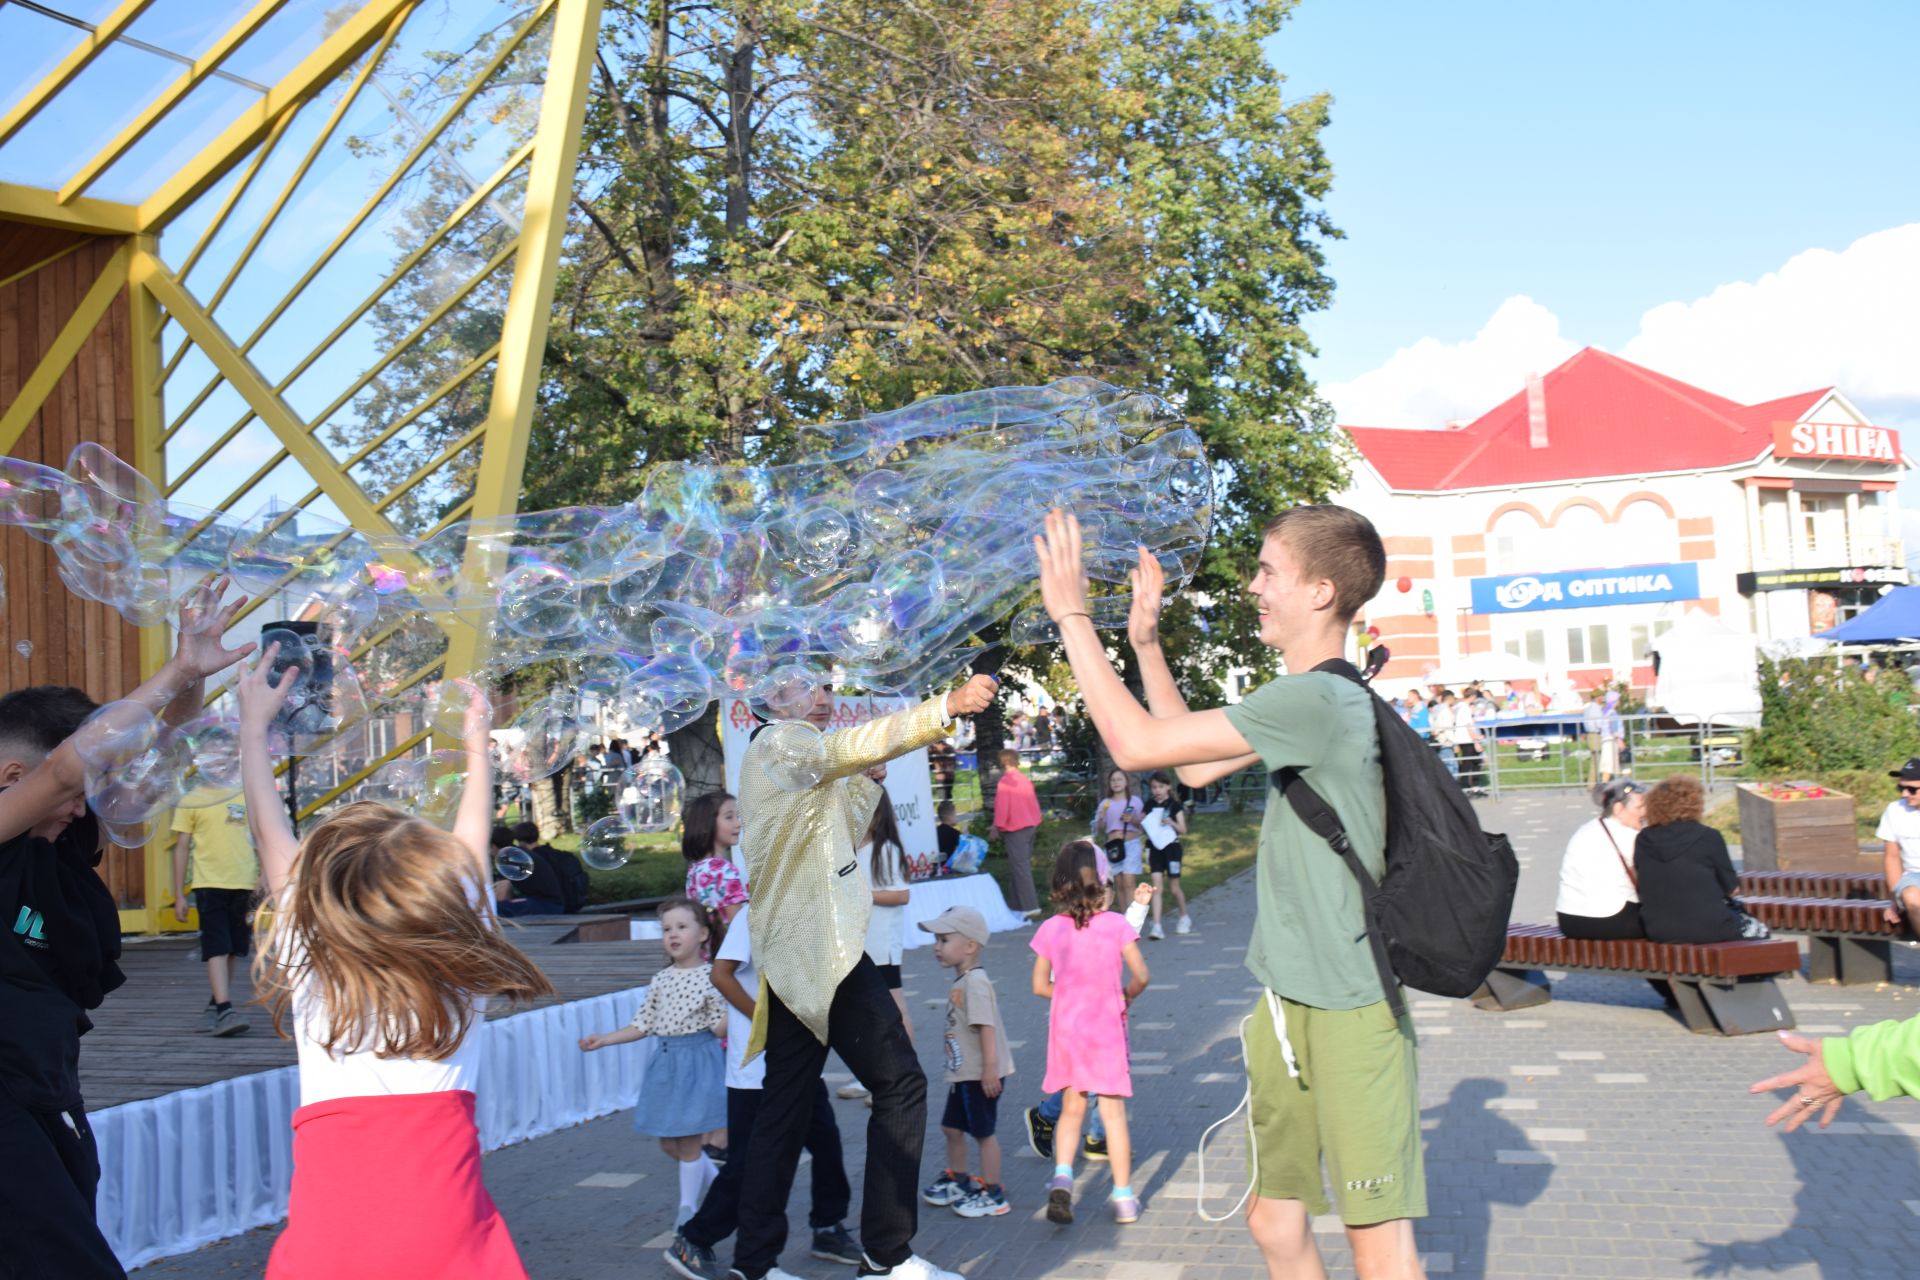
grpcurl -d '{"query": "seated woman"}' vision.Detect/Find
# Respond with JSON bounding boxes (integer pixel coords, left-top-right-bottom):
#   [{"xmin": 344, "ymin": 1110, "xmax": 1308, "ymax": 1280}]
[
  {"xmin": 1636, "ymin": 775, "xmax": 1758, "ymax": 943},
  {"xmin": 1556, "ymin": 779, "xmax": 1647, "ymax": 938}
]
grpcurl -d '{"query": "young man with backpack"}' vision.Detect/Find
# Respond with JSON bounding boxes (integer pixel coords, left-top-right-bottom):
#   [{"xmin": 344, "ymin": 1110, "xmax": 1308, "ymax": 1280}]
[{"xmin": 1036, "ymin": 505, "xmax": 1510, "ymax": 1280}]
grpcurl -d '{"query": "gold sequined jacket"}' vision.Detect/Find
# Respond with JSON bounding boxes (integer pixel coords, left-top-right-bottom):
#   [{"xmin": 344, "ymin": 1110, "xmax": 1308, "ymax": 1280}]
[{"xmin": 740, "ymin": 697, "xmax": 954, "ymax": 1048}]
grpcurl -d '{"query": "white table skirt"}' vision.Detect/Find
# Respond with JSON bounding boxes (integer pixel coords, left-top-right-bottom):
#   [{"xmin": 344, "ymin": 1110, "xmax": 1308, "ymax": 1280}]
[
  {"xmin": 93, "ymin": 984, "xmax": 654, "ymax": 1271},
  {"xmin": 900, "ymin": 872, "xmax": 1027, "ymax": 948}
]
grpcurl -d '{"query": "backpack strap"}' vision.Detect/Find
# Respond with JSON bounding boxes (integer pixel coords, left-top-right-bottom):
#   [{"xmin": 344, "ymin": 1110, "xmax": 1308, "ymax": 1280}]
[{"xmin": 1273, "ymin": 658, "xmax": 1406, "ymax": 1019}]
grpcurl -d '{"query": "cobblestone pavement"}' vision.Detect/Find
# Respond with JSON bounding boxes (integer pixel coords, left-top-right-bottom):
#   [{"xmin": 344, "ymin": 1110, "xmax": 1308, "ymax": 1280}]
[{"xmin": 141, "ymin": 791, "xmax": 1920, "ymax": 1278}]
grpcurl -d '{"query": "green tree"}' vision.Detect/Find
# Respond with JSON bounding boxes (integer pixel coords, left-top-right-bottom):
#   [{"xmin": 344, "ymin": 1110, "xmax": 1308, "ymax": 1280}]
[{"xmin": 1749, "ymin": 657, "xmax": 1920, "ymax": 775}]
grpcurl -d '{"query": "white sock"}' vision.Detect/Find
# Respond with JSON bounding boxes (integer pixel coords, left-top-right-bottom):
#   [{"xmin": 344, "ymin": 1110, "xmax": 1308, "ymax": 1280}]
[
  {"xmin": 678, "ymin": 1157, "xmax": 706, "ymax": 1220},
  {"xmin": 697, "ymin": 1151, "xmax": 719, "ymax": 1200}
]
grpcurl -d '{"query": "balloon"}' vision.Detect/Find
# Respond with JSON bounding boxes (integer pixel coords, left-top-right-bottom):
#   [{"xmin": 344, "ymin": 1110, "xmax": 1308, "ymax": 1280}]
[{"xmin": 1396, "ymin": 576, "xmax": 1412, "ymax": 593}]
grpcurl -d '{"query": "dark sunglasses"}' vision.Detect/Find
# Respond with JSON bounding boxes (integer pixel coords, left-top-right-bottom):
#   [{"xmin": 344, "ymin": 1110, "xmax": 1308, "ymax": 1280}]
[{"xmin": 1901, "ymin": 784, "xmax": 1920, "ymax": 794}]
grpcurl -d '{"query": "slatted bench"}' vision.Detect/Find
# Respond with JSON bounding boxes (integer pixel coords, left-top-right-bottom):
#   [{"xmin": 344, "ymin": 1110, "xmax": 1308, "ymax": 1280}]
[
  {"xmin": 1472, "ymin": 925, "xmax": 1800, "ymax": 1035},
  {"xmin": 1738, "ymin": 870, "xmax": 1884, "ymax": 901},
  {"xmin": 1739, "ymin": 896, "xmax": 1915, "ymax": 986}
]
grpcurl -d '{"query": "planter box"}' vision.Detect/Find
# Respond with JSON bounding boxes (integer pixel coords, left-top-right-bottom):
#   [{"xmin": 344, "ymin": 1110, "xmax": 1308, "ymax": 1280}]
[{"xmin": 1735, "ymin": 784, "xmax": 1862, "ymax": 872}]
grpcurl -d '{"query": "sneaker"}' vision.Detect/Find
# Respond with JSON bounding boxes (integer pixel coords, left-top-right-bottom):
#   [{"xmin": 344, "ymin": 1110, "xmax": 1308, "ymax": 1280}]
[
  {"xmin": 1111, "ymin": 1193, "xmax": 1142, "ymax": 1224},
  {"xmin": 1023, "ymin": 1106, "xmax": 1055, "ymax": 1161},
  {"xmin": 810, "ymin": 1224, "xmax": 862, "ymax": 1264},
  {"xmin": 836, "ymin": 1082, "xmax": 871, "ymax": 1100},
  {"xmin": 951, "ymin": 1183, "xmax": 1010, "ymax": 1218},
  {"xmin": 210, "ymin": 1006, "xmax": 250, "ymax": 1037},
  {"xmin": 664, "ymin": 1234, "xmax": 723, "ymax": 1280},
  {"xmin": 702, "ymin": 1142, "xmax": 728, "ymax": 1165},
  {"xmin": 1148, "ymin": 921, "xmax": 1165, "ymax": 940},
  {"xmin": 855, "ymin": 1256, "xmax": 963, "ymax": 1280},
  {"xmin": 201, "ymin": 1004, "xmax": 218, "ymax": 1034},
  {"xmin": 1044, "ymin": 1174, "xmax": 1073, "ymax": 1225},
  {"xmin": 1083, "ymin": 1134, "xmax": 1108, "ymax": 1162},
  {"xmin": 920, "ymin": 1170, "xmax": 977, "ymax": 1207},
  {"xmin": 725, "ymin": 1270, "xmax": 803, "ymax": 1280},
  {"xmin": 1176, "ymin": 913, "xmax": 1193, "ymax": 935}
]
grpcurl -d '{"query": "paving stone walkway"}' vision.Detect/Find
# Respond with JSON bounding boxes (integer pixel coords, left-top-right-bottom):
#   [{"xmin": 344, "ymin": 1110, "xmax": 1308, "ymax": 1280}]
[{"xmin": 139, "ymin": 791, "xmax": 1920, "ymax": 1278}]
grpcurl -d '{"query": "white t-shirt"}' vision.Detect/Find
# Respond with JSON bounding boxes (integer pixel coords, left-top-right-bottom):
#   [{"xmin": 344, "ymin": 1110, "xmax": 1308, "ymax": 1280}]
[
  {"xmin": 1555, "ymin": 816, "xmax": 1640, "ymax": 919},
  {"xmin": 282, "ymin": 884, "xmax": 491, "ymax": 1107},
  {"xmin": 1428, "ymin": 700, "xmax": 1456, "ymax": 743},
  {"xmin": 858, "ymin": 841, "xmax": 907, "ymax": 967},
  {"xmin": 716, "ymin": 904, "xmax": 763, "ymax": 1089},
  {"xmin": 1877, "ymin": 800, "xmax": 1920, "ymax": 877}
]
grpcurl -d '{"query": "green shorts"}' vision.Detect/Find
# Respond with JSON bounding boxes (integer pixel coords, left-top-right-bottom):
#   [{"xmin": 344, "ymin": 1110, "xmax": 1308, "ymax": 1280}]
[{"xmin": 1243, "ymin": 991, "xmax": 1426, "ymax": 1225}]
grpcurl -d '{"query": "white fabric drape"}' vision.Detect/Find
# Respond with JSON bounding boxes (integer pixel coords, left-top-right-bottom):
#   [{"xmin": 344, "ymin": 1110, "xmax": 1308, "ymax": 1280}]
[
  {"xmin": 94, "ymin": 985, "xmax": 652, "ymax": 1271},
  {"xmin": 899, "ymin": 872, "xmax": 1027, "ymax": 948}
]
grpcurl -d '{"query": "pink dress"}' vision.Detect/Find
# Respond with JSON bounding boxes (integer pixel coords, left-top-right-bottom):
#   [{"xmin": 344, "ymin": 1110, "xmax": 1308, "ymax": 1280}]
[
  {"xmin": 685, "ymin": 856, "xmax": 748, "ymax": 916},
  {"xmin": 1031, "ymin": 911, "xmax": 1138, "ymax": 1096}
]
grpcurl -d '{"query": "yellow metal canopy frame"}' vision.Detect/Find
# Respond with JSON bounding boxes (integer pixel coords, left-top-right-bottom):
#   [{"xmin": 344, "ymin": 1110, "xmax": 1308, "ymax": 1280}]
[{"xmin": 0, "ymin": 0, "xmax": 604, "ymax": 931}]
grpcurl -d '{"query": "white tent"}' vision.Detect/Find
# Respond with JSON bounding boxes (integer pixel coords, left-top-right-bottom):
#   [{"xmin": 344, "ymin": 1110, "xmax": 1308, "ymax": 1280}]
[
  {"xmin": 1650, "ymin": 608, "xmax": 1761, "ymax": 726},
  {"xmin": 1422, "ymin": 651, "xmax": 1548, "ymax": 687}
]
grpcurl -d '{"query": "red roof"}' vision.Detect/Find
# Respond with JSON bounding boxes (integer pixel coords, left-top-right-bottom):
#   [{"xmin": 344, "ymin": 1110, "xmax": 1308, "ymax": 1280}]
[{"xmin": 1345, "ymin": 348, "xmax": 1832, "ymax": 491}]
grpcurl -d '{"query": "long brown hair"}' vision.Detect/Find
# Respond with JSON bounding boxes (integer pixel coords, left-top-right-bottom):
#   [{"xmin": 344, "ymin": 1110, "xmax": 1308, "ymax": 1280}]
[
  {"xmin": 865, "ymin": 786, "xmax": 905, "ymax": 886},
  {"xmin": 255, "ymin": 802, "xmax": 554, "ymax": 1060},
  {"xmin": 1049, "ymin": 838, "xmax": 1106, "ymax": 929},
  {"xmin": 681, "ymin": 790, "xmax": 735, "ymax": 864}
]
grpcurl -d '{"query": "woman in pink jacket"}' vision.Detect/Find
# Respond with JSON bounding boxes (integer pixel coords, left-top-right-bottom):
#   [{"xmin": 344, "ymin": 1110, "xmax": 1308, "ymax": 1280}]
[{"xmin": 991, "ymin": 749, "xmax": 1043, "ymax": 916}]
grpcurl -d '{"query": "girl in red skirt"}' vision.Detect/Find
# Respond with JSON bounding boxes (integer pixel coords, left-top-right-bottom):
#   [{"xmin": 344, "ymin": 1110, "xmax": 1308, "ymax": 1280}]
[{"xmin": 236, "ymin": 657, "xmax": 553, "ymax": 1279}]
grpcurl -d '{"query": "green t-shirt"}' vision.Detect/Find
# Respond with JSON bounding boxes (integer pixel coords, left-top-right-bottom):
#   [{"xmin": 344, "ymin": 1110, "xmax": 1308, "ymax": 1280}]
[{"xmin": 1223, "ymin": 671, "xmax": 1386, "ymax": 1009}]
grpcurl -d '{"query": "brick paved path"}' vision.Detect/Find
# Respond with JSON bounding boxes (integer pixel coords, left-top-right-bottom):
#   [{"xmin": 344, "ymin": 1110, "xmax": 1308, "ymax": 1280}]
[{"xmin": 140, "ymin": 792, "xmax": 1920, "ymax": 1278}]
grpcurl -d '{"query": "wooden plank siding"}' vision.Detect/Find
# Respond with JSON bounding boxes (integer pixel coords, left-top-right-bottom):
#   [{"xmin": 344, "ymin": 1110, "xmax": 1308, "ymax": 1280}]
[{"xmin": 0, "ymin": 225, "xmax": 147, "ymax": 908}]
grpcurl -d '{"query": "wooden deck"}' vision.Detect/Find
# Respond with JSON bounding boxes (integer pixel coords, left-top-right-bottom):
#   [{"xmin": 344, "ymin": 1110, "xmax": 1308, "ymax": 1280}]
[{"xmin": 82, "ymin": 917, "xmax": 664, "ymax": 1109}]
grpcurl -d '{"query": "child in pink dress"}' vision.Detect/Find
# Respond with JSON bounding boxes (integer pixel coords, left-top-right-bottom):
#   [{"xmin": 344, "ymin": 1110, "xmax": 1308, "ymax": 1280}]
[
  {"xmin": 1030, "ymin": 839, "xmax": 1150, "ymax": 1226},
  {"xmin": 681, "ymin": 791, "xmax": 748, "ymax": 933}
]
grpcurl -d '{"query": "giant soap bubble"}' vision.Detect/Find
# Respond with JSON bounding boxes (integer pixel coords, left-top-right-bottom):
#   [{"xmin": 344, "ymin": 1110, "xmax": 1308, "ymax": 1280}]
[{"xmin": 21, "ymin": 381, "xmax": 1210, "ymax": 831}]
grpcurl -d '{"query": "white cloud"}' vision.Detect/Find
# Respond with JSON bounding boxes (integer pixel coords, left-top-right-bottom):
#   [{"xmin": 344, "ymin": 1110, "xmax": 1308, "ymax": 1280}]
[
  {"xmin": 1324, "ymin": 223, "xmax": 1920, "ymax": 431},
  {"xmin": 1321, "ymin": 295, "xmax": 1577, "ymax": 429}
]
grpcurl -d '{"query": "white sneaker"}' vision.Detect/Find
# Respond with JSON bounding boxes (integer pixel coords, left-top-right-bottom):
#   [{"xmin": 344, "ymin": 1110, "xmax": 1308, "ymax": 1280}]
[
  {"xmin": 1176, "ymin": 914, "xmax": 1192, "ymax": 935},
  {"xmin": 1148, "ymin": 921, "xmax": 1165, "ymax": 940},
  {"xmin": 856, "ymin": 1256, "xmax": 963, "ymax": 1280},
  {"xmin": 836, "ymin": 1082, "xmax": 870, "ymax": 1100}
]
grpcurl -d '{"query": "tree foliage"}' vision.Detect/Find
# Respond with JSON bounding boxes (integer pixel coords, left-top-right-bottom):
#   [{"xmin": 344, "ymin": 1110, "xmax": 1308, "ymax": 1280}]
[{"xmin": 1749, "ymin": 657, "xmax": 1920, "ymax": 775}]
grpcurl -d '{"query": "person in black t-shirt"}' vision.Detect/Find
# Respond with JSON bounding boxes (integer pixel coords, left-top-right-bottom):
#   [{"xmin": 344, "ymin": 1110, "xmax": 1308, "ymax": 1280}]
[
  {"xmin": 936, "ymin": 800, "xmax": 962, "ymax": 860},
  {"xmin": 0, "ymin": 579, "xmax": 256, "ymax": 1279},
  {"xmin": 514, "ymin": 821, "xmax": 590, "ymax": 914},
  {"xmin": 1141, "ymin": 772, "xmax": 1192, "ymax": 940}
]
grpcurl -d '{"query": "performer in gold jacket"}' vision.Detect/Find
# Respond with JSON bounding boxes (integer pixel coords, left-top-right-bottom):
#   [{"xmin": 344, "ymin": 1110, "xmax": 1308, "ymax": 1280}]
[{"xmin": 729, "ymin": 675, "xmax": 998, "ymax": 1280}]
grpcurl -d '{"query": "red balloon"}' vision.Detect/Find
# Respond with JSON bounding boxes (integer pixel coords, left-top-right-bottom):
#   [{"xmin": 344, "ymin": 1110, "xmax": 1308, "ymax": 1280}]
[
  {"xmin": 1396, "ymin": 576, "xmax": 1412, "ymax": 593},
  {"xmin": 1365, "ymin": 626, "xmax": 1381, "ymax": 641}
]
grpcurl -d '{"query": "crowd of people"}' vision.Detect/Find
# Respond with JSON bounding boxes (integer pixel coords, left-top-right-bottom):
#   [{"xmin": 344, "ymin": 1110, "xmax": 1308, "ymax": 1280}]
[{"xmin": 20, "ymin": 509, "xmax": 1920, "ymax": 1280}]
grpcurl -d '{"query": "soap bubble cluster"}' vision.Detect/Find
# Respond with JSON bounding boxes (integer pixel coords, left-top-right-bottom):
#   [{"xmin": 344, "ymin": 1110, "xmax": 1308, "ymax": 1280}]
[{"xmin": 11, "ymin": 381, "xmax": 1209, "ymax": 835}]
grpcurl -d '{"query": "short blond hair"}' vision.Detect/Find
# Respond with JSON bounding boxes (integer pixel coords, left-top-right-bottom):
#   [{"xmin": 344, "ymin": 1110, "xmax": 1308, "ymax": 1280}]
[{"xmin": 1262, "ymin": 505, "xmax": 1386, "ymax": 622}]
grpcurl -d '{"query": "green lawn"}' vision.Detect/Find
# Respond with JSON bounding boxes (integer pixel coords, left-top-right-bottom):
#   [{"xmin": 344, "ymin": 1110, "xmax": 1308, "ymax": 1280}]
[{"xmin": 560, "ymin": 804, "xmax": 1265, "ymax": 912}]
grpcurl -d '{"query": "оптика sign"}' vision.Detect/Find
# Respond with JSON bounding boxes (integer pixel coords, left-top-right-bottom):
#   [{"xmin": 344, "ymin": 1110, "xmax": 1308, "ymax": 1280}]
[{"xmin": 1469, "ymin": 562, "xmax": 1702, "ymax": 614}]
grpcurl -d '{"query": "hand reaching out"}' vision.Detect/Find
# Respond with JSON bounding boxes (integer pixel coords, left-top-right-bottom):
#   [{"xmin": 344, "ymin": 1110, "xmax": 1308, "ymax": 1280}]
[
  {"xmin": 449, "ymin": 678, "xmax": 493, "ymax": 754},
  {"xmin": 173, "ymin": 576, "xmax": 257, "ymax": 679},
  {"xmin": 1132, "ymin": 883, "xmax": 1155, "ymax": 908},
  {"xmin": 578, "ymin": 1033, "xmax": 612, "ymax": 1052},
  {"xmin": 1127, "ymin": 545, "xmax": 1164, "ymax": 647},
  {"xmin": 235, "ymin": 644, "xmax": 298, "ymax": 735},
  {"xmin": 1751, "ymin": 1031, "xmax": 1846, "ymax": 1131},
  {"xmin": 945, "ymin": 673, "xmax": 999, "ymax": 719},
  {"xmin": 1034, "ymin": 508, "xmax": 1091, "ymax": 623}
]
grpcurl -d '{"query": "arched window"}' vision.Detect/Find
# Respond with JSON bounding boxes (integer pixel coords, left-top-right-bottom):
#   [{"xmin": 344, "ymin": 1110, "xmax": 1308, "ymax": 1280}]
[
  {"xmin": 1490, "ymin": 508, "xmax": 1542, "ymax": 573},
  {"xmin": 1615, "ymin": 499, "xmax": 1676, "ymax": 565},
  {"xmin": 1551, "ymin": 504, "xmax": 1606, "ymax": 571}
]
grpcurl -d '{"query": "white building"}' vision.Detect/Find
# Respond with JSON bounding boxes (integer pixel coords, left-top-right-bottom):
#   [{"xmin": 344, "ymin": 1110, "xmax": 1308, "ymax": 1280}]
[{"xmin": 1337, "ymin": 348, "xmax": 1908, "ymax": 694}]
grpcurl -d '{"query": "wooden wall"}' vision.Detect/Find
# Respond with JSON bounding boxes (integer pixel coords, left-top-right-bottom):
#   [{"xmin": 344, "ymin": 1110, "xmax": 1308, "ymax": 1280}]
[{"xmin": 1, "ymin": 224, "xmax": 149, "ymax": 910}]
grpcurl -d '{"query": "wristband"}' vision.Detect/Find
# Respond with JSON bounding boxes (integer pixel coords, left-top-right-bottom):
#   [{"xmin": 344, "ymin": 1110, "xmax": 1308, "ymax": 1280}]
[{"xmin": 1057, "ymin": 611, "xmax": 1091, "ymax": 624}]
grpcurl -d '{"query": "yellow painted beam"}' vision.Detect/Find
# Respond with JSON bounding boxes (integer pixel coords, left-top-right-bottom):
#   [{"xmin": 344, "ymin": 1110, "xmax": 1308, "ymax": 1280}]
[
  {"xmin": 0, "ymin": 181, "xmax": 139, "ymax": 234},
  {"xmin": 0, "ymin": 240, "xmax": 132, "ymax": 454},
  {"xmin": 137, "ymin": 0, "xmax": 419, "ymax": 233},
  {"xmin": 59, "ymin": 0, "xmax": 295, "ymax": 205},
  {"xmin": 0, "ymin": 0, "xmax": 161, "ymax": 147},
  {"xmin": 440, "ymin": 0, "xmax": 605, "ymax": 712},
  {"xmin": 131, "ymin": 250, "xmax": 408, "ymax": 543}
]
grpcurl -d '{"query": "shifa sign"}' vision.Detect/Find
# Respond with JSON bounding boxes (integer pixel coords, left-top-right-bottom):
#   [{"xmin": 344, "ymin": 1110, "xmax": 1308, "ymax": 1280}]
[
  {"xmin": 1469, "ymin": 563, "xmax": 1701, "ymax": 615},
  {"xmin": 1772, "ymin": 421, "xmax": 1901, "ymax": 463}
]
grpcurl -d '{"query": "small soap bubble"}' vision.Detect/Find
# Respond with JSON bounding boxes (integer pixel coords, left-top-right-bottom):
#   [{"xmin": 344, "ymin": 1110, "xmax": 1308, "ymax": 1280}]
[
  {"xmin": 630, "ymin": 757, "xmax": 684, "ymax": 833},
  {"xmin": 494, "ymin": 847, "xmax": 535, "ymax": 882},
  {"xmin": 581, "ymin": 814, "xmax": 636, "ymax": 871}
]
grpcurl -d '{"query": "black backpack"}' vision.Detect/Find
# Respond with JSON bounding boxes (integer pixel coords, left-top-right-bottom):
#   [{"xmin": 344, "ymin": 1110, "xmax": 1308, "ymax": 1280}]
[
  {"xmin": 538, "ymin": 844, "xmax": 592, "ymax": 915},
  {"xmin": 1274, "ymin": 658, "xmax": 1518, "ymax": 1018}
]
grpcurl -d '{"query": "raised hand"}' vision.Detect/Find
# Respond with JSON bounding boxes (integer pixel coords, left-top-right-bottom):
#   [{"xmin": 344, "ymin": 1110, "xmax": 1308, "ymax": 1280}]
[
  {"xmin": 1750, "ymin": 1031, "xmax": 1846, "ymax": 1131},
  {"xmin": 1127, "ymin": 545, "xmax": 1165, "ymax": 648},
  {"xmin": 235, "ymin": 644, "xmax": 298, "ymax": 736},
  {"xmin": 450, "ymin": 678, "xmax": 493, "ymax": 754},
  {"xmin": 174, "ymin": 576, "xmax": 257, "ymax": 679},
  {"xmin": 945, "ymin": 673, "xmax": 1000, "ymax": 719},
  {"xmin": 1033, "ymin": 508, "xmax": 1091, "ymax": 623}
]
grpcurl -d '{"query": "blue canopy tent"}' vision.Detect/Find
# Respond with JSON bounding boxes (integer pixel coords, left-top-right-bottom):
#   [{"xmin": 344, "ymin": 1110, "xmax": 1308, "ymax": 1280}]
[{"xmin": 1817, "ymin": 585, "xmax": 1920, "ymax": 642}]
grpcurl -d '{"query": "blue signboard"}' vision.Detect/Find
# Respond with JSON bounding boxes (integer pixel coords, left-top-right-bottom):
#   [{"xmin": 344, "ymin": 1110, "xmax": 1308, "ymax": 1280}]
[{"xmin": 1468, "ymin": 563, "xmax": 1700, "ymax": 615}]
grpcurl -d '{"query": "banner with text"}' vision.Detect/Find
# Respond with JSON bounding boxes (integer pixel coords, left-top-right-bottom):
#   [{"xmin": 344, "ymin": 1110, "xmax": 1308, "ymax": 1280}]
[{"xmin": 1469, "ymin": 563, "xmax": 1701, "ymax": 614}]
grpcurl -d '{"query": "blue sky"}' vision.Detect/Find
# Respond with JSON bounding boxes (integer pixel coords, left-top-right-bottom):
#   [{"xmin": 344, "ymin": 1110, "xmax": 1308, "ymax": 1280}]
[{"xmin": 1265, "ymin": 0, "xmax": 1920, "ymax": 433}]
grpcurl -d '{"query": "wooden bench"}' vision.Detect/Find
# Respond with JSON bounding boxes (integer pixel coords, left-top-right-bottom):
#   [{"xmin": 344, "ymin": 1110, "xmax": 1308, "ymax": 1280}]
[
  {"xmin": 1472, "ymin": 925, "xmax": 1800, "ymax": 1035},
  {"xmin": 1739, "ymin": 870, "xmax": 1884, "ymax": 901},
  {"xmin": 1739, "ymin": 895, "xmax": 1915, "ymax": 986}
]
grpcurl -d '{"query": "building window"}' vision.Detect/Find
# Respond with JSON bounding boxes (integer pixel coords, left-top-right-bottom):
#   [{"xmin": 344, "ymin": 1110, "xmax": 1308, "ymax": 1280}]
[
  {"xmin": 1490, "ymin": 509, "xmax": 1542, "ymax": 574},
  {"xmin": 1802, "ymin": 496, "xmax": 1845, "ymax": 558},
  {"xmin": 1568, "ymin": 624, "xmax": 1611, "ymax": 666},
  {"xmin": 1629, "ymin": 619, "xmax": 1676, "ymax": 661},
  {"xmin": 1502, "ymin": 629, "xmax": 1547, "ymax": 667}
]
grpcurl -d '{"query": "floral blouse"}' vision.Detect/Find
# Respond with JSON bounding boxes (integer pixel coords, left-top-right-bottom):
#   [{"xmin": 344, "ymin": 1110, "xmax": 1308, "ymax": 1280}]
[
  {"xmin": 626, "ymin": 962, "xmax": 726, "ymax": 1038},
  {"xmin": 686, "ymin": 855, "xmax": 749, "ymax": 916}
]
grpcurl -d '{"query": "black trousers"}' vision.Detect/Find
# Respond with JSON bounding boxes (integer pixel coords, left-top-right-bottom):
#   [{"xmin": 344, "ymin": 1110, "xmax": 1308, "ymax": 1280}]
[
  {"xmin": 0, "ymin": 1099, "xmax": 124, "ymax": 1279},
  {"xmin": 685, "ymin": 1079, "xmax": 852, "ymax": 1249},
  {"xmin": 1558, "ymin": 903, "xmax": 1644, "ymax": 940},
  {"xmin": 733, "ymin": 955, "xmax": 924, "ymax": 1277}
]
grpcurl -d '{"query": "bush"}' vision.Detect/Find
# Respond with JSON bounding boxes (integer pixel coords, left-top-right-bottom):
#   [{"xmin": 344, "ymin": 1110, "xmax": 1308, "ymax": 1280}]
[{"xmin": 1748, "ymin": 657, "xmax": 1920, "ymax": 775}]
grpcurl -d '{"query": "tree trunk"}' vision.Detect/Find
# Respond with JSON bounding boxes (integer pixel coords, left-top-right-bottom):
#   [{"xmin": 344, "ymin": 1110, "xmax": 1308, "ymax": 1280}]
[
  {"xmin": 972, "ymin": 638, "xmax": 1007, "ymax": 822},
  {"xmin": 668, "ymin": 701, "xmax": 728, "ymax": 797},
  {"xmin": 531, "ymin": 772, "xmax": 570, "ymax": 841}
]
